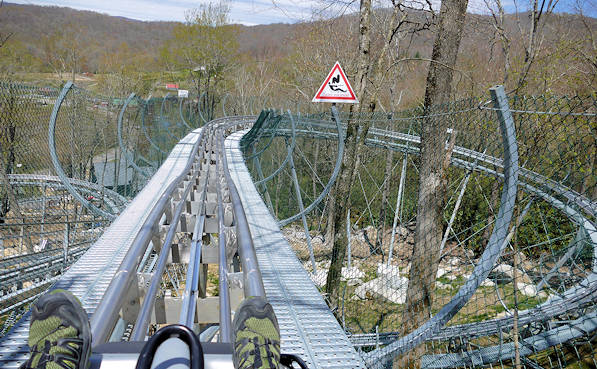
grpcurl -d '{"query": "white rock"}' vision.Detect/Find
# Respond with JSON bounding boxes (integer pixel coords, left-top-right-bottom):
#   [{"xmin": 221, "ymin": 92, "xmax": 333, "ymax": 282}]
[
  {"xmin": 311, "ymin": 269, "xmax": 328, "ymax": 288},
  {"xmin": 354, "ymin": 277, "xmax": 407, "ymax": 304},
  {"xmin": 493, "ymin": 264, "xmax": 534, "ymax": 284},
  {"xmin": 437, "ymin": 267, "xmax": 447, "ymax": 278},
  {"xmin": 481, "ymin": 279, "xmax": 495, "ymax": 287},
  {"xmin": 383, "ymin": 272, "xmax": 408, "ymax": 290},
  {"xmin": 347, "ymin": 278, "xmax": 363, "ymax": 286},
  {"xmin": 309, "ymin": 266, "xmax": 365, "ymax": 288},
  {"xmin": 318, "ymin": 260, "xmax": 331, "ymax": 269},
  {"xmin": 494, "ymin": 264, "xmax": 515, "ymax": 277},
  {"xmin": 496, "ymin": 310, "xmax": 513, "ymax": 319},
  {"xmin": 518, "ymin": 283, "xmax": 542, "ymax": 297},
  {"xmin": 342, "ymin": 266, "xmax": 365, "ymax": 281},
  {"xmin": 377, "ymin": 263, "xmax": 400, "ymax": 277}
]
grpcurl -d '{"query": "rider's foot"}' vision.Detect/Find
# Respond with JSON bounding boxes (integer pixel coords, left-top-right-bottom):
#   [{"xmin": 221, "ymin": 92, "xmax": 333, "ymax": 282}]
[
  {"xmin": 232, "ymin": 296, "xmax": 281, "ymax": 369},
  {"xmin": 20, "ymin": 289, "xmax": 91, "ymax": 369}
]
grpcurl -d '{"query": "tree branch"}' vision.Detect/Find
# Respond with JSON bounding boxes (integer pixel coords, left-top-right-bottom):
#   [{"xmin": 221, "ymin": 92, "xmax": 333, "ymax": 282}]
[{"xmin": 385, "ymin": 57, "xmax": 474, "ymax": 85}]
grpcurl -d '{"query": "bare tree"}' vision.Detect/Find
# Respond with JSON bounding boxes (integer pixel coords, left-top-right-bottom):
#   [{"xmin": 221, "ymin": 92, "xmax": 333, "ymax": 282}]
[
  {"xmin": 399, "ymin": 0, "xmax": 469, "ymax": 366},
  {"xmin": 575, "ymin": 0, "xmax": 597, "ymax": 201},
  {"xmin": 483, "ymin": 0, "xmax": 560, "ymax": 91},
  {"xmin": 0, "ymin": 0, "xmax": 12, "ymax": 50},
  {"xmin": 325, "ymin": 0, "xmax": 373, "ymax": 306}
]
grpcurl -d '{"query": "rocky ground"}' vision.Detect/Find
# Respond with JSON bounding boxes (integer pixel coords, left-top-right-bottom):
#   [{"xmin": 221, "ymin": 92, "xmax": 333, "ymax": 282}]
[{"xmin": 282, "ymin": 224, "xmax": 554, "ymax": 331}]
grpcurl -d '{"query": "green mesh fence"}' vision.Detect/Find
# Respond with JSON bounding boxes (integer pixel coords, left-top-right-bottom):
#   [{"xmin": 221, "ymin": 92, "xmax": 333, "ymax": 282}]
[
  {"xmin": 0, "ymin": 82, "xmax": 200, "ymax": 335},
  {"xmin": 243, "ymin": 90, "xmax": 596, "ymax": 368}
]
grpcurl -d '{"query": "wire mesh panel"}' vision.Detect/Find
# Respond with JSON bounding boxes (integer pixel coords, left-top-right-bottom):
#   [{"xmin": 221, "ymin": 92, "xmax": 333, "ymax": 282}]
[
  {"xmin": 243, "ymin": 89, "xmax": 596, "ymax": 368},
  {"xmin": 0, "ymin": 82, "xmax": 198, "ymax": 337},
  {"xmin": 0, "ymin": 82, "xmax": 113, "ymax": 333}
]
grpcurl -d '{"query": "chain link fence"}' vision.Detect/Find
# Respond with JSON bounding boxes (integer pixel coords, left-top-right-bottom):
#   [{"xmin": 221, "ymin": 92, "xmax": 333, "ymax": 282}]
[
  {"xmin": 243, "ymin": 88, "xmax": 596, "ymax": 368},
  {"xmin": 0, "ymin": 81, "xmax": 212, "ymax": 335},
  {"xmin": 0, "ymin": 80, "xmax": 272, "ymax": 338}
]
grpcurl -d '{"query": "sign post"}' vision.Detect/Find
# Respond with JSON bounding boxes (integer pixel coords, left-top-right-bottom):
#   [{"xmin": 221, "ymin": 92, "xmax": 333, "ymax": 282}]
[{"xmin": 312, "ymin": 61, "xmax": 358, "ymax": 104}]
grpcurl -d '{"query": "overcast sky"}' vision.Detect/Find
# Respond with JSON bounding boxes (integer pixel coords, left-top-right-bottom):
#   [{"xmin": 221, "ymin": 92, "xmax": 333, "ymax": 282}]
[{"xmin": 6, "ymin": 0, "xmax": 592, "ymax": 25}]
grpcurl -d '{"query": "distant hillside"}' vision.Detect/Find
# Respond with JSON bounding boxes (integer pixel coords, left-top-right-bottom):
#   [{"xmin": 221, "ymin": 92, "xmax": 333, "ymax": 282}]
[
  {"xmin": 1, "ymin": 2, "xmax": 594, "ymax": 98},
  {"xmin": 0, "ymin": 3, "xmax": 177, "ymax": 71}
]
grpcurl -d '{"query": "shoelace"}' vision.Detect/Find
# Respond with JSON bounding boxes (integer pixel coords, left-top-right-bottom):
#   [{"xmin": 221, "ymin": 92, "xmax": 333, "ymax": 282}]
[
  {"xmin": 24, "ymin": 335, "xmax": 83, "ymax": 369},
  {"xmin": 236, "ymin": 337, "xmax": 280, "ymax": 368}
]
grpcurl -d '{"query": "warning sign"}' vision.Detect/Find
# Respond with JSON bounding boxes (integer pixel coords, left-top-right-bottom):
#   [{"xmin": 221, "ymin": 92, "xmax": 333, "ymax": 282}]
[
  {"xmin": 312, "ymin": 62, "xmax": 358, "ymax": 104},
  {"xmin": 178, "ymin": 89, "xmax": 189, "ymax": 98}
]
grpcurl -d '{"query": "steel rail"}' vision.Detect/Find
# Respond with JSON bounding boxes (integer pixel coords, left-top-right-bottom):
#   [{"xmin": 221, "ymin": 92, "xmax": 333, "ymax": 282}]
[
  {"xmin": 0, "ymin": 276, "xmax": 61, "ymax": 315},
  {"xmin": 179, "ymin": 151, "xmax": 209, "ymax": 327},
  {"xmin": 7, "ymin": 174, "xmax": 126, "ymax": 214},
  {"xmin": 240, "ymin": 87, "xmax": 519, "ymax": 365},
  {"xmin": 420, "ymin": 310, "xmax": 597, "ymax": 368},
  {"xmin": 242, "ymin": 111, "xmax": 275, "ymax": 159},
  {"xmin": 350, "ymin": 273, "xmax": 597, "ymax": 348},
  {"xmin": 0, "ymin": 218, "xmax": 108, "ymax": 229},
  {"xmin": 257, "ymin": 125, "xmax": 594, "ymax": 227},
  {"xmin": 197, "ymin": 92, "xmax": 208, "ymax": 126},
  {"xmin": 130, "ymin": 158, "xmax": 200, "ymax": 340},
  {"xmin": 7, "ymin": 174, "xmax": 127, "ymax": 204},
  {"xmin": 361, "ymin": 85, "xmax": 519, "ymax": 366},
  {"xmin": 246, "ymin": 104, "xmax": 596, "ymax": 349},
  {"xmin": 0, "ymin": 243, "xmax": 81, "ymax": 269},
  {"xmin": 244, "ymin": 91, "xmax": 588, "ymax": 365},
  {"xmin": 261, "ymin": 118, "xmax": 588, "ymax": 212},
  {"xmin": 48, "ymin": 82, "xmax": 118, "ymax": 220},
  {"xmin": 0, "ymin": 250, "xmax": 88, "ymax": 293},
  {"xmin": 279, "ymin": 106, "xmax": 344, "ymax": 227},
  {"xmin": 89, "ymin": 124, "xmax": 207, "ymax": 345},
  {"xmin": 244, "ymin": 114, "xmax": 284, "ymax": 161},
  {"xmin": 0, "ymin": 242, "xmax": 92, "ymax": 281},
  {"xmin": 216, "ymin": 130, "xmax": 233, "ymax": 342},
  {"xmin": 220, "ymin": 119, "xmax": 266, "ymax": 298}
]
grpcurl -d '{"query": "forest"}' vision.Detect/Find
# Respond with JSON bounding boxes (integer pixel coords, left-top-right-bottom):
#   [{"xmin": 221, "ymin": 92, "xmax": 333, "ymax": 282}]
[{"xmin": 0, "ymin": 1, "xmax": 595, "ymax": 107}]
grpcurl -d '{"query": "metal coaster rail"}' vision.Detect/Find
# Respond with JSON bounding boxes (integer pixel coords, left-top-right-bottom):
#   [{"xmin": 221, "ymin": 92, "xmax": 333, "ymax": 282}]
[{"xmin": 1, "ymin": 80, "xmax": 596, "ymax": 369}]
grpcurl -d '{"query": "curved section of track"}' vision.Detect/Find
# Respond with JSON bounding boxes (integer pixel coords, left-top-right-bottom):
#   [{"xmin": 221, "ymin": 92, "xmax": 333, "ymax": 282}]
[{"xmin": 241, "ymin": 110, "xmax": 596, "ymax": 367}]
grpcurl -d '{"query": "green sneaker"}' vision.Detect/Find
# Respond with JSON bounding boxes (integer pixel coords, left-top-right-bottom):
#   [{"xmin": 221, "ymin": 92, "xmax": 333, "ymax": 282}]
[
  {"xmin": 20, "ymin": 290, "xmax": 91, "ymax": 369},
  {"xmin": 232, "ymin": 296, "xmax": 281, "ymax": 369}
]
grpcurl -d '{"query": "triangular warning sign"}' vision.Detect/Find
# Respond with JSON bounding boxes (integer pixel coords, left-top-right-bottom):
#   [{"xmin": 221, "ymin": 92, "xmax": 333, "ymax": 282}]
[{"xmin": 312, "ymin": 62, "xmax": 359, "ymax": 104}]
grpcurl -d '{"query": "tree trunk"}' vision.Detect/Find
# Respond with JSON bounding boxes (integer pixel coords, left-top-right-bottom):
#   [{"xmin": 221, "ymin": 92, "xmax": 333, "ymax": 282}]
[
  {"xmin": 325, "ymin": 0, "xmax": 372, "ymax": 307},
  {"xmin": 399, "ymin": 0, "xmax": 469, "ymax": 367}
]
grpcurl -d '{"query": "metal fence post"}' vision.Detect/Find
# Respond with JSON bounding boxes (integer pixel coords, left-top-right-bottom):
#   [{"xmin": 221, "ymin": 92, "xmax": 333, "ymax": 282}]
[
  {"xmin": 387, "ymin": 152, "xmax": 407, "ymax": 266},
  {"xmin": 63, "ymin": 218, "xmax": 70, "ymax": 267},
  {"xmin": 287, "ymin": 113, "xmax": 317, "ymax": 273}
]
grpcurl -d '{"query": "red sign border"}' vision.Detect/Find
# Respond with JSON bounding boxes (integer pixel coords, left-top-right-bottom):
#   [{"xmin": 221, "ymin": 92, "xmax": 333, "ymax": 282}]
[{"xmin": 313, "ymin": 62, "xmax": 358, "ymax": 103}]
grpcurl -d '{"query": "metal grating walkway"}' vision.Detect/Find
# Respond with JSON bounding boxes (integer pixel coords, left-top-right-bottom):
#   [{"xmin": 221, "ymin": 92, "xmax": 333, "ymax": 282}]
[
  {"xmin": 225, "ymin": 130, "xmax": 367, "ymax": 369},
  {"xmin": 0, "ymin": 128, "xmax": 203, "ymax": 368}
]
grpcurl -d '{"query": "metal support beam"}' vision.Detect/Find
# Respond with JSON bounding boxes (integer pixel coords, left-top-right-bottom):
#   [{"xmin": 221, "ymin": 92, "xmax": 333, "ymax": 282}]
[
  {"xmin": 287, "ymin": 113, "xmax": 317, "ymax": 273},
  {"xmin": 439, "ymin": 171, "xmax": 471, "ymax": 255},
  {"xmin": 387, "ymin": 153, "xmax": 407, "ymax": 266}
]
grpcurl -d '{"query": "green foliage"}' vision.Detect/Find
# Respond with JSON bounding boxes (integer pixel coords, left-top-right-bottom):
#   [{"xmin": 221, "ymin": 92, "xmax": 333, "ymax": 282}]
[
  {"xmin": 0, "ymin": 40, "xmax": 40, "ymax": 74},
  {"xmin": 96, "ymin": 43, "xmax": 152, "ymax": 96},
  {"xmin": 160, "ymin": 1, "xmax": 238, "ymax": 106}
]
